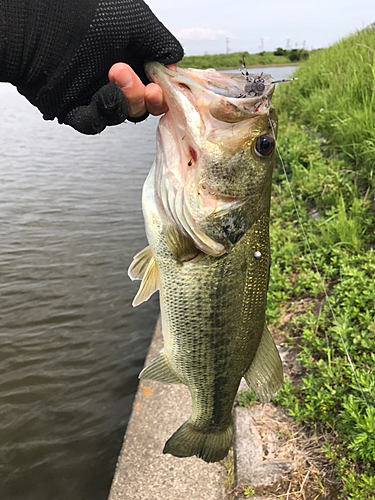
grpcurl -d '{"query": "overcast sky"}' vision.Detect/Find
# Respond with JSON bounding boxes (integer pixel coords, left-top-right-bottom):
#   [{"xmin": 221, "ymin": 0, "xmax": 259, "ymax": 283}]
[{"xmin": 147, "ymin": 0, "xmax": 375, "ymax": 56}]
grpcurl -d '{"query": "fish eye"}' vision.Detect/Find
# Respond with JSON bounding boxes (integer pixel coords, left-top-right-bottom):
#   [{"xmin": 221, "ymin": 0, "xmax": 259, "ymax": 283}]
[{"xmin": 254, "ymin": 135, "xmax": 275, "ymax": 157}]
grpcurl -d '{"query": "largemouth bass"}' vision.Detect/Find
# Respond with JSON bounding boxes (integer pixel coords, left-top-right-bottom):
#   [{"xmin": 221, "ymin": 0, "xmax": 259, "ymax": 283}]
[{"xmin": 128, "ymin": 62, "xmax": 283, "ymax": 463}]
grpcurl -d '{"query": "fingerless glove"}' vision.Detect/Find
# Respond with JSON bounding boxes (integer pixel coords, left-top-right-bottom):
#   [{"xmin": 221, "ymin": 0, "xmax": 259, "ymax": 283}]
[{"xmin": 0, "ymin": 0, "xmax": 183, "ymax": 133}]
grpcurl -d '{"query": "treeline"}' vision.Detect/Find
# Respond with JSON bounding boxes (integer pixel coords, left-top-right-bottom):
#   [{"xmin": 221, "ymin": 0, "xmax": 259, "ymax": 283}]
[
  {"xmin": 273, "ymin": 47, "xmax": 310, "ymax": 61},
  {"xmin": 179, "ymin": 50, "xmax": 305, "ymax": 69}
]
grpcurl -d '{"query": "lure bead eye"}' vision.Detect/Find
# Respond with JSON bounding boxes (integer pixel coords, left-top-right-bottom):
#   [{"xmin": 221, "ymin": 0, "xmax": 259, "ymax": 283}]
[{"xmin": 255, "ymin": 135, "xmax": 275, "ymax": 157}]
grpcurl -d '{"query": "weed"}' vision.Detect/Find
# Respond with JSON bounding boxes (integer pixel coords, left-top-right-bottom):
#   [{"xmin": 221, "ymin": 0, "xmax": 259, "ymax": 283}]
[
  {"xmin": 243, "ymin": 485, "xmax": 255, "ymax": 497},
  {"xmin": 237, "ymin": 390, "xmax": 258, "ymax": 408},
  {"xmin": 221, "ymin": 448, "xmax": 235, "ymax": 490}
]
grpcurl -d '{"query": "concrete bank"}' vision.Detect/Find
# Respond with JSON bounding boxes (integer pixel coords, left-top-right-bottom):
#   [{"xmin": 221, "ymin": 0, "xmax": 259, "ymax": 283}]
[{"xmin": 108, "ymin": 318, "xmax": 225, "ymax": 500}]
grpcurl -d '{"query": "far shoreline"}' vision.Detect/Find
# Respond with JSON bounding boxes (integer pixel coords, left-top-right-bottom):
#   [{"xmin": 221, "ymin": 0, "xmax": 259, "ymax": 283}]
[
  {"xmin": 178, "ymin": 49, "xmax": 312, "ymax": 70},
  {"xmin": 215, "ymin": 63, "xmax": 298, "ymax": 70}
]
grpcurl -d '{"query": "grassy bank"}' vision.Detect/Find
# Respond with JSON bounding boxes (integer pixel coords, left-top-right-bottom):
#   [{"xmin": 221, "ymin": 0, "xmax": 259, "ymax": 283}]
[
  {"xmin": 179, "ymin": 50, "xmax": 305, "ymax": 69},
  {"xmin": 239, "ymin": 26, "xmax": 375, "ymax": 499}
]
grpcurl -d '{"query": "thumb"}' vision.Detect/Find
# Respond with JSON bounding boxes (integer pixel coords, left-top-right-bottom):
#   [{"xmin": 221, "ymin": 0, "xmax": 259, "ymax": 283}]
[{"xmin": 61, "ymin": 82, "xmax": 129, "ymax": 134}]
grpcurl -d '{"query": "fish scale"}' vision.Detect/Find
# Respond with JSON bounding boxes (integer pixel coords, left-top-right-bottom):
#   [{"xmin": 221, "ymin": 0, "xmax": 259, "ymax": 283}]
[{"xmin": 128, "ymin": 62, "xmax": 284, "ymax": 463}]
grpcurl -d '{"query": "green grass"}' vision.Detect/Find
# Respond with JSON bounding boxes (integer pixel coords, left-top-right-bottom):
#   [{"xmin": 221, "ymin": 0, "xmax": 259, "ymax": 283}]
[
  {"xmin": 238, "ymin": 26, "xmax": 375, "ymax": 499},
  {"xmin": 275, "ymin": 26, "xmax": 375, "ymax": 190}
]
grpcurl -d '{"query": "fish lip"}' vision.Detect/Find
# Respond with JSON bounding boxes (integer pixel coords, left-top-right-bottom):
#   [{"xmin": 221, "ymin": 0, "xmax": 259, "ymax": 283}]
[
  {"xmin": 144, "ymin": 61, "xmax": 275, "ymax": 105},
  {"xmin": 144, "ymin": 61, "xmax": 180, "ymax": 75},
  {"xmin": 145, "ymin": 62, "xmax": 176, "ymax": 81}
]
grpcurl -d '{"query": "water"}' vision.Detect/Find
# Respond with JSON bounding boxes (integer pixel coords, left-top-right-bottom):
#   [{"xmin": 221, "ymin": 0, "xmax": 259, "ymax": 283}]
[
  {"xmin": 0, "ymin": 84, "xmax": 161, "ymax": 500},
  {"xmin": 0, "ymin": 65, "xmax": 297, "ymax": 500},
  {"xmin": 224, "ymin": 65, "xmax": 298, "ymax": 82}
]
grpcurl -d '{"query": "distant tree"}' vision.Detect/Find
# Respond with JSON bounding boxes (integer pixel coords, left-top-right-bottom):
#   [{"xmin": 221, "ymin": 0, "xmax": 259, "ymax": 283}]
[
  {"xmin": 274, "ymin": 47, "xmax": 286, "ymax": 56},
  {"xmin": 299, "ymin": 49, "xmax": 309, "ymax": 60},
  {"xmin": 287, "ymin": 48, "xmax": 309, "ymax": 62},
  {"xmin": 288, "ymin": 49, "xmax": 300, "ymax": 61}
]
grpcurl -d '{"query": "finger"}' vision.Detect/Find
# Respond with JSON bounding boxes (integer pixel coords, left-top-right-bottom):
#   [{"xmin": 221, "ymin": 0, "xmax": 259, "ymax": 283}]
[
  {"xmin": 109, "ymin": 63, "xmax": 147, "ymax": 119},
  {"xmin": 145, "ymin": 83, "xmax": 167, "ymax": 116}
]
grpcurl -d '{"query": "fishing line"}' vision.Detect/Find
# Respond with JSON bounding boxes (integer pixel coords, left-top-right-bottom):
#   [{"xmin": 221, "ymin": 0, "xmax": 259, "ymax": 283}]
[{"xmin": 267, "ymin": 108, "xmax": 369, "ymax": 407}]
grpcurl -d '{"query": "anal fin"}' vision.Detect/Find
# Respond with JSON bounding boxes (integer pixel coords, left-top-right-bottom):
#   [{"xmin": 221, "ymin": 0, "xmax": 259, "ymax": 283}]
[
  {"xmin": 139, "ymin": 350, "xmax": 183, "ymax": 385},
  {"xmin": 244, "ymin": 324, "xmax": 283, "ymax": 403}
]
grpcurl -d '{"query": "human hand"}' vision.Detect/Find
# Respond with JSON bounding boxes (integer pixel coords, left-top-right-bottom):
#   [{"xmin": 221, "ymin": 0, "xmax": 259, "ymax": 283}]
[
  {"xmin": 108, "ymin": 62, "xmax": 177, "ymax": 120},
  {"xmin": 1, "ymin": 0, "xmax": 183, "ymax": 134}
]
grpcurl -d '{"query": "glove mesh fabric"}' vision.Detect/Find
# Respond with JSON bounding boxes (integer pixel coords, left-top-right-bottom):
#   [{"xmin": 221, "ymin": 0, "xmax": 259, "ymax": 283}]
[{"xmin": 0, "ymin": 0, "xmax": 183, "ymax": 131}]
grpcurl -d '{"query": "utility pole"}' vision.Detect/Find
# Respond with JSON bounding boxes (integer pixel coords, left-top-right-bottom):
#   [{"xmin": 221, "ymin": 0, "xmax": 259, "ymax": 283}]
[{"xmin": 226, "ymin": 37, "xmax": 230, "ymax": 54}]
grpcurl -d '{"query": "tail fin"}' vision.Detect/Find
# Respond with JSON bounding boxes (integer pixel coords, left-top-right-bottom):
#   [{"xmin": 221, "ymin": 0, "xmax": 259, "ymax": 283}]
[{"xmin": 163, "ymin": 419, "xmax": 233, "ymax": 463}]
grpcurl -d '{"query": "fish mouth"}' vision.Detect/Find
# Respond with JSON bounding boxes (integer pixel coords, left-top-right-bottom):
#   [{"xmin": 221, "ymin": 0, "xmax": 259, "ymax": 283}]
[
  {"xmin": 145, "ymin": 62, "xmax": 276, "ymax": 257},
  {"xmin": 145, "ymin": 62, "xmax": 275, "ymax": 118}
]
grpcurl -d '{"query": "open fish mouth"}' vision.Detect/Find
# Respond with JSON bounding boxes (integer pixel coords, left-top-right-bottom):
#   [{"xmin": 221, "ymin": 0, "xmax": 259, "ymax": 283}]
[
  {"xmin": 145, "ymin": 63, "xmax": 275, "ymax": 115},
  {"xmin": 144, "ymin": 62, "xmax": 276, "ymax": 256}
]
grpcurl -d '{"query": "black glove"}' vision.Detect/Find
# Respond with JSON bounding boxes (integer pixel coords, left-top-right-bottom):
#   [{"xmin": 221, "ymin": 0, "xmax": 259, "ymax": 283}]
[{"xmin": 0, "ymin": 0, "xmax": 183, "ymax": 134}]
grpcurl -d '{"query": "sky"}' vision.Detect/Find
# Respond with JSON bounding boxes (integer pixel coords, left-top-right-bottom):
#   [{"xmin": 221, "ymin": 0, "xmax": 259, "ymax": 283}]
[{"xmin": 147, "ymin": 0, "xmax": 375, "ymax": 56}]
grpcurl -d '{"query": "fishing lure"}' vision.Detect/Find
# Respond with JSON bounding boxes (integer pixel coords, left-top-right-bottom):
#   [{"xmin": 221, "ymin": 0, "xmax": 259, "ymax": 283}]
[{"xmin": 238, "ymin": 54, "xmax": 298, "ymax": 98}]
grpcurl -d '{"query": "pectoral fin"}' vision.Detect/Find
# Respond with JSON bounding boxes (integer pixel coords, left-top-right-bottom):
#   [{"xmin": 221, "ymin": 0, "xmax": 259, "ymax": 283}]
[
  {"xmin": 128, "ymin": 246, "xmax": 153, "ymax": 280},
  {"xmin": 139, "ymin": 350, "xmax": 183, "ymax": 384},
  {"xmin": 244, "ymin": 325, "xmax": 283, "ymax": 403},
  {"xmin": 128, "ymin": 246, "xmax": 159, "ymax": 307},
  {"xmin": 164, "ymin": 225, "xmax": 199, "ymax": 262}
]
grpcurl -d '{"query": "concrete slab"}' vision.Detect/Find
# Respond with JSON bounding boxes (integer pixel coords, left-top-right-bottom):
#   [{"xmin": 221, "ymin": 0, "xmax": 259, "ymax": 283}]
[
  {"xmin": 234, "ymin": 404, "xmax": 294, "ymax": 492},
  {"xmin": 108, "ymin": 318, "xmax": 225, "ymax": 500}
]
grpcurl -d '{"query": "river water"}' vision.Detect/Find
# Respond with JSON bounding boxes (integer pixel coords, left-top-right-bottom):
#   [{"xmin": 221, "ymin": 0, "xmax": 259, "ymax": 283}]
[{"xmin": 0, "ymin": 65, "xmax": 296, "ymax": 500}]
